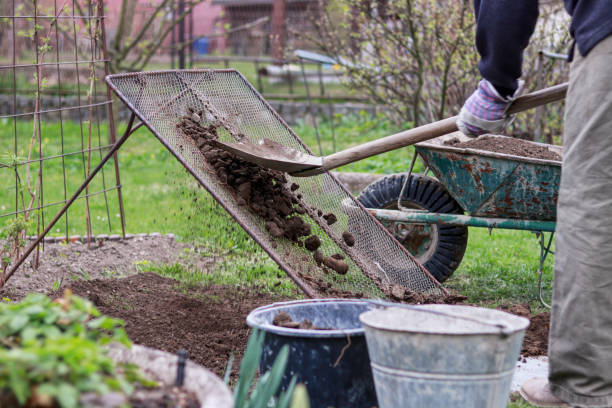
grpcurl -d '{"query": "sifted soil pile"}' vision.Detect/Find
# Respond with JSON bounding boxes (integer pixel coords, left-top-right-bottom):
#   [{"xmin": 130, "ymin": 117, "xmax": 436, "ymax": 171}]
[
  {"xmin": 68, "ymin": 273, "xmax": 289, "ymax": 380},
  {"xmin": 445, "ymin": 135, "xmax": 561, "ymax": 161},
  {"xmin": 66, "ymin": 272, "xmax": 549, "ymax": 391}
]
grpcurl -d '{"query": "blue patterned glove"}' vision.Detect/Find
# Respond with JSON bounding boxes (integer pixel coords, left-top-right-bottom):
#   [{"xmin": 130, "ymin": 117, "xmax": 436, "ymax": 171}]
[{"xmin": 457, "ymin": 79, "xmax": 522, "ymax": 137}]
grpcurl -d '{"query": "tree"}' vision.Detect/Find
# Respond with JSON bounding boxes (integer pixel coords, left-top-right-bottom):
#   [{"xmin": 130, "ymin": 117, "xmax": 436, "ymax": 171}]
[
  {"xmin": 82, "ymin": 0, "xmax": 205, "ymax": 73},
  {"xmin": 302, "ymin": 0, "xmax": 570, "ymax": 135}
]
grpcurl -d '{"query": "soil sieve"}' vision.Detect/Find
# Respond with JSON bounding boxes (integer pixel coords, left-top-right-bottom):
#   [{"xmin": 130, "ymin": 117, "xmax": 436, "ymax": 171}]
[{"xmin": 106, "ymin": 70, "xmax": 444, "ymax": 298}]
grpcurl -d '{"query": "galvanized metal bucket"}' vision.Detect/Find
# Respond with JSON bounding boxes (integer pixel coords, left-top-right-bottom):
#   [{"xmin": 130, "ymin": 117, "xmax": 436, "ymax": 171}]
[{"xmin": 359, "ymin": 305, "xmax": 529, "ymax": 408}]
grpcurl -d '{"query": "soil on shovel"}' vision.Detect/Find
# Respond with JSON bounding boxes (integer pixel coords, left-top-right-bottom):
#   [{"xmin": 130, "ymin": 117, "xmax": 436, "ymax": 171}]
[
  {"xmin": 68, "ymin": 273, "xmax": 289, "ymax": 380},
  {"xmin": 445, "ymin": 135, "xmax": 561, "ymax": 161},
  {"xmin": 177, "ymin": 114, "xmax": 350, "ymax": 278}
]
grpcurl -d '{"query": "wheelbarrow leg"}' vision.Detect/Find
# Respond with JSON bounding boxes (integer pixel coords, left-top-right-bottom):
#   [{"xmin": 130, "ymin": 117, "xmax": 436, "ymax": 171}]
[{"xmin": 535, "ymin": 231, "xmax": 555, "ymax": 309}]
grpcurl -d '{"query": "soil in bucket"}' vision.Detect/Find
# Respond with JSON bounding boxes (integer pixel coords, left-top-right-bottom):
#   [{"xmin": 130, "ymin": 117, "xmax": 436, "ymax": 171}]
[{"xmin": 272, "ymin": 311, "xmax": 331, "ymax": 330}]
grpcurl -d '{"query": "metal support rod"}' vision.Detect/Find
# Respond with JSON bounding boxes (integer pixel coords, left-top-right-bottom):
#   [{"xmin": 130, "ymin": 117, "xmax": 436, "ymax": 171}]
[
  {"xmin": 178, "ymin": 0, "xmax": 186, "ymax": 69},
  {"xmin": 534, "ymin": 51, "xmax": 544, "ymax": 143},
  {"xmin": 4, "ymin": 114, "xmax": 141, "ymax": 284},
  {"xmin": 300, "ymin": 59, "xmax": 323, "ymax": 156},
  {"xmin": 271, "ymin": 0, "xmax": 286, "ymax": 62},
  {"xmin": 371, "ymin": 208, "xmax": 556, "ymax": 232},
  {"xmin": 100, "ymin": 0, "xmax": 127, "ymax": 238},
  {"xmin": 536, "ymin": 231, "xmax": 555, "ymax": 309}
]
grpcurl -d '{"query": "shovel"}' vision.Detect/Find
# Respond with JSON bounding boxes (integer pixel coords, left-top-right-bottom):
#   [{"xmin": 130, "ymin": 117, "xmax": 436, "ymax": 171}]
[{"xmin": 212, "ymin": 83, "xmax": 568, "ymax": 176}]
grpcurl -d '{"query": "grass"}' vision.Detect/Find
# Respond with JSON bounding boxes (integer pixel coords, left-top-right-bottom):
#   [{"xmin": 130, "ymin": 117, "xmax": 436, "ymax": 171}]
[{"xmin": 0, "ymin": 114, "xmax": 555, "ymax": 309}]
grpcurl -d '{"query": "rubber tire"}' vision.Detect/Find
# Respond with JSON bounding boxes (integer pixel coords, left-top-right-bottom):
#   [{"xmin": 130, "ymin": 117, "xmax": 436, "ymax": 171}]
[{"xmin": 357, "ymin": 173, "xmax": 468, "ymax": 283}]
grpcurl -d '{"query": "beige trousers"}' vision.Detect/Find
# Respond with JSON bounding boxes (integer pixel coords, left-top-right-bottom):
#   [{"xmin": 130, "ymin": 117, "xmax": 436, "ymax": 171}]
[{"xmin": 549, "ymin": 35, "xmax": 612, "ymax": 407}]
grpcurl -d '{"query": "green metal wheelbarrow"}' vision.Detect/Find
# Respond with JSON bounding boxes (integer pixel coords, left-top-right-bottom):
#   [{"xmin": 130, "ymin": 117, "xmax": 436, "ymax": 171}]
[{"xmin": 357, "ymin": 133, "xmax": 561, "ymax": 306}]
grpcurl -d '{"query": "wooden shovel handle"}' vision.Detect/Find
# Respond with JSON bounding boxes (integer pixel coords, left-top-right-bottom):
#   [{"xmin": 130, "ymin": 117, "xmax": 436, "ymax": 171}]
[{"xmin": 321, "ymin": 82, "xmax": 568, "ymax": 172}]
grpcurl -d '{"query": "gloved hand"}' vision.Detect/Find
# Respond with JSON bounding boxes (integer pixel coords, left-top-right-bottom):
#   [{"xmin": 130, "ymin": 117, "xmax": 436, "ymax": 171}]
[{"xmin": 456, "ymin": 79, "xmax": 522, "ymax": 137}]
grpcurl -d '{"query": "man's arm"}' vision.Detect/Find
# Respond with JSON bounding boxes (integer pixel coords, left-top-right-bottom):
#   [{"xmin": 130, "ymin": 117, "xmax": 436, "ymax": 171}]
[
  {"xmin": 456, "ymin": 1, "xmax": 540, "ymax": 136},
  {"xmin": 473, "ymin": 0, "xmax": 539, "ymax": 97}
]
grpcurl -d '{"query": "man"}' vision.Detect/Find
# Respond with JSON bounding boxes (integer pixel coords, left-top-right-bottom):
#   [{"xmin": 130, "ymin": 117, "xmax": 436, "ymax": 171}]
[{"xmin": 457, "ymin": 1, "xmax": 612, "ymax": 407}]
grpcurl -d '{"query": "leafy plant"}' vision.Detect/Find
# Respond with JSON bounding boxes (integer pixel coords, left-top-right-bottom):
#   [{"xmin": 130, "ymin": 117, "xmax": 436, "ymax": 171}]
[
  {"xmin": 232, "ymin": 329, "xmax": 302, "ymax": 408},
  {"xmin": 0, "ymin": 216, "xmax": 29, "ymax": 286},
  {"xmin": 0, "ymin": 290, "xmax": 140, "ymax": 407}
]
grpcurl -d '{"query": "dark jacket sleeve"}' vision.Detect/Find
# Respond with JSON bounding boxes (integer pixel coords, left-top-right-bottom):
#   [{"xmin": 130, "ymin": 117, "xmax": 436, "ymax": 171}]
[{"xmin": 473, "ymin": 0, "xmax": 539, "ymax": 97}]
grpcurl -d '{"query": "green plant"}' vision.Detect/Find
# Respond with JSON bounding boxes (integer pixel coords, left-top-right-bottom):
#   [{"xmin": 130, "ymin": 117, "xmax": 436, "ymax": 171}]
[
  {"xmin": 232, "ymin": 329, "xmax": 299, "ymax": 408},
  {"xmin": 0, "ymin": 216, "xmax": 28, "ymax": 286},
  {"xmin": 0, "ymin": 290, "xmax": 143, "ymax": 407}
]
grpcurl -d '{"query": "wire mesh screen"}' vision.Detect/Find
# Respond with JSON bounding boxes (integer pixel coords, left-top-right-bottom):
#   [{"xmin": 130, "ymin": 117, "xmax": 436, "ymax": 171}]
[
  {"xmin": 107, "ymin": 69, "xmax": 443, "ymax": 298},
  {"xmin": 0, "ymin": 0, "xmax": 125, "ymax": 247}
]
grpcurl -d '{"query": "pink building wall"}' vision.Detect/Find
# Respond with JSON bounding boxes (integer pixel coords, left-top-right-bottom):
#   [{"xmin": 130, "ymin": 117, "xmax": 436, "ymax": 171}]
[{"xmin": 103, "ymin": 0, "xmax": 223, "ymax": 53}]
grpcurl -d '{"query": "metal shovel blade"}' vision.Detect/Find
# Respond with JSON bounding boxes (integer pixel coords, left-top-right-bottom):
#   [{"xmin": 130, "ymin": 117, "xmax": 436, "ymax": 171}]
[{"xmin": 210, "ymin": 138, "xmax": 323, "ymax": 173}]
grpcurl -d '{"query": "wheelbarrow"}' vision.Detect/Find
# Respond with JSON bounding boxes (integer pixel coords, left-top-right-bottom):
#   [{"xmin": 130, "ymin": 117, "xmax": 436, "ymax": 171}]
[{"xmin": 356, "ymin": 132, "xmax": 561, "ymax": 306}]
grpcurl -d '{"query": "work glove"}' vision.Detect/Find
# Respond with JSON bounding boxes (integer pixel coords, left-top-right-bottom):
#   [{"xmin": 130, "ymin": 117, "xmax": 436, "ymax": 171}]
[{"xmin": 456, "ymin": 79, "xmax": 523, "ymax": 137}]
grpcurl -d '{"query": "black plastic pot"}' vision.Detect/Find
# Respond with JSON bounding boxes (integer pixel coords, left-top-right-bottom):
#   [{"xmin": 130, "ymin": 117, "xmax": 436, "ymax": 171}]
[{"xmin": 246, "ymin": 299, "xmax": 377, "ymax": 408}]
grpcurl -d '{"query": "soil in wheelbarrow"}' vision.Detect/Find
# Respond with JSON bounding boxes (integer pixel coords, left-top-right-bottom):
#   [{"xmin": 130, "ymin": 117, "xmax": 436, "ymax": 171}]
[{"xmin": 445, "ymin": 135, "xmax": 561, "ymax": 161}]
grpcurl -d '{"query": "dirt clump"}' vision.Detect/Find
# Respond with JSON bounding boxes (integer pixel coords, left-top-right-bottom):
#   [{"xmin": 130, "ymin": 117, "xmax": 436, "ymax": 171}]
[
  {"xmin": 272, "ymin": 311, "xmax": 329, "ymax": 330},
  {"xmin": 304, "ymin": 235, "xmax": 321, "ymax": 251},
  {"xmin": 323, "ymin": 256, "xmax": 349, "ymax": 275},
  {"xmin": 323, "ymin": 213, "xmax": 337, "ymax": 225},
  {"xmin": 342, "ymin": 231, "xmax": 356, "ymax": 247},
  {"xmin": 177, "ymin": 115, "xmax": 314, "ymax": 247},
  {"xmin": 313, "ymin": 250, "xmax": 324, "ymax": 265},
  {"xmin": 445, "ymin": 135, "xmax": 561, "ymax": 161}
]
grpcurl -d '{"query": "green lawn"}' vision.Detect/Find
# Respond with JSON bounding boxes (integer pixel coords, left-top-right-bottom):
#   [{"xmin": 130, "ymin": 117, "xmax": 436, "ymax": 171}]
[{"xmin": 0, "ymin": 114, "xmax": 554, "ymax": 309}]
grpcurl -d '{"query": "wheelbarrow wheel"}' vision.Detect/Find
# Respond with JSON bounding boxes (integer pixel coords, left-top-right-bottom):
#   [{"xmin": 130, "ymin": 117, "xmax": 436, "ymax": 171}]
[{"xmin": 357, "ymin": 173, "xmax": 468, "ymax": 283}]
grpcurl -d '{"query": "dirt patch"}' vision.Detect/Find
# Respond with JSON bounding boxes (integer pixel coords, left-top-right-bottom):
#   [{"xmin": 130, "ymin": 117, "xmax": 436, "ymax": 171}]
[
  {"xmin": 522, "ymin": 312, "xmax": 550, "ymax": 357},
  {"xmin": 60, "ymin": 272, "xmax": 546, "ymax": 391},
  {"xmin": 500, "ymin": 304, "xmax": 549, "ymax": 357},
  {"xmin": 445, "ymin": 135, "xmax": 561, "ymax": 161},
  {"xmin": 68, "ymin": 273, "xmax": 288, "ymax": 380},
  {"xmin": 0, "ymin": 236, "xmax": 215, "ymax": 301}
]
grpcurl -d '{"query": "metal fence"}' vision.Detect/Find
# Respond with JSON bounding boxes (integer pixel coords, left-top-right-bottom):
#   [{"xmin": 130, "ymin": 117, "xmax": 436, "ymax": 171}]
[{"xmin": 0, "ymin": 0, "xmax": 125, "ymax": 253}]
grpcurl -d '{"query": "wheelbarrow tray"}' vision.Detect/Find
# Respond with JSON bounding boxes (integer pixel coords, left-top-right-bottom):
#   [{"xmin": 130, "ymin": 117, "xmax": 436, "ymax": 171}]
[{"xmin": 415, "ymin": 134, "xmax": 562, "ymax": 221}]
